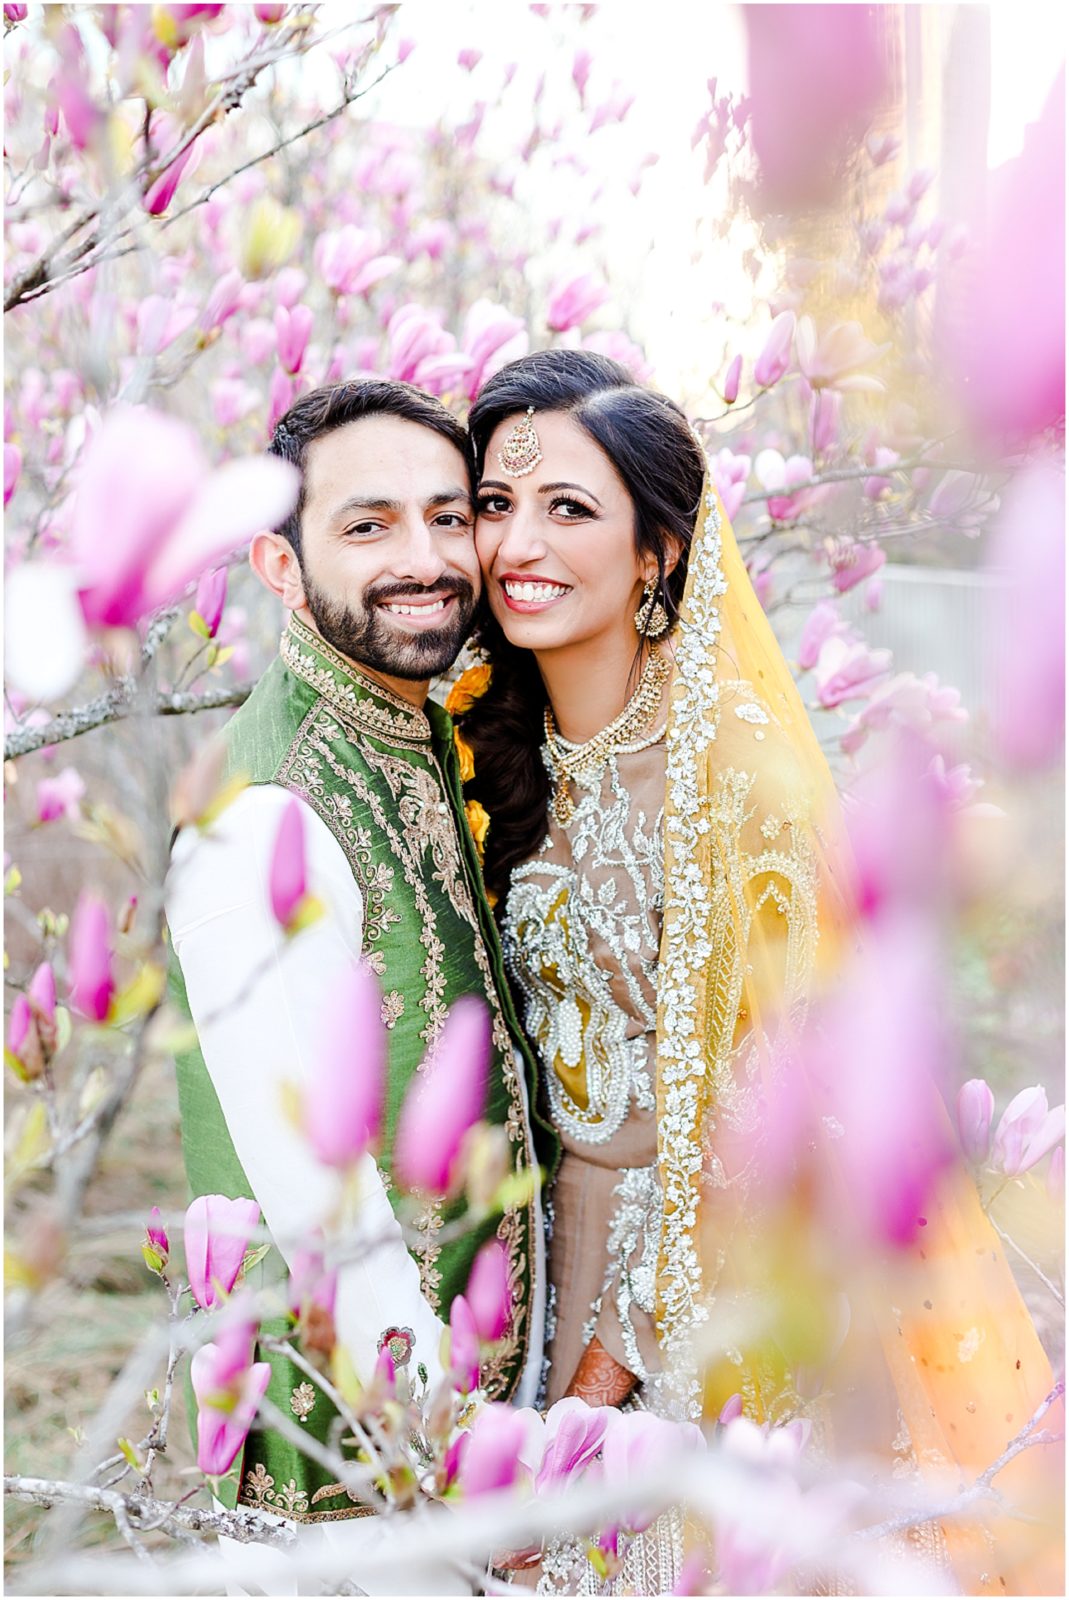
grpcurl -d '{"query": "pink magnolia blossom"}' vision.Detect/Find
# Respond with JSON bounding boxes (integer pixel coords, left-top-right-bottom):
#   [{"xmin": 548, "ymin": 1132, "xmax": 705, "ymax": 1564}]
[
  {"xmin": 581, "ymin": 330, "xmax": 652, "ymax": 383},
  {"xmin": 135, "ymin": 296, "xmax": 198, "ymax": 356},
  {"xmin": 547, "ymin": 272, "xmax": 609, "ymax": 333},
  {"xmin": 840, "ymin": 671, "xmax": 967, "ymax": 756},
  {"xmin": 200, "ymin": 269, "xmax": 244, "ymax": 333},
  {"xmin": 710, "ymin": 448, "xmax": 752, "ymax": 522},
  {"xmin": 809, "ymin": 389, "xmax": 840, "ymax": 455},
  {"xmin": 153, "ymin": 4, "xmax": 225, "ymax": 48},
  {"xmin": 394, "ymin": 997, "xmax": 491, "ymax": 1193},
  {"xmin": 813, "ymin": 635, "xmax": 892, "ymax": 709},
  {"xmin": 719, "ymin": 1392, "xmax": 744, "ymax": 1426},
  {"xmin": 866, "ymin": 131, "xmax": 899, "ymax": 167},
  {"xmin": 68, "ymin": 892, "xmax": 114, "ymax": 1021},
  {"xmin": 303, "ymin": 962, "xmax": 386, "ymax": 1167},
  {"xmin": 828, "ymin": 539, "xmax": 886, "ymax": 593},
  {"xmin": 28, "ymin": 962, "xmax": 57, "ymax": 1039},
  {"xmin": 753, "ymin": 448, "xmax": 820, "ymax": 522},
  {"xmin": 457, "ymin": 47, "xmax": 482, "ymax": 71},
  {"xmin": 4, "ymin": 442, "xmax": 21, "ymax": 507},
  {"xmin": 269, "ymin": 798, "xmax": 307, "ymax": 930},
  {"xmin": 193, "ymin": 566, "xmax": 227, "ymax": 638},
  {"xmin": 797, "ymin": 601, "xmax": 851, "ymax": 672},
  {"xmin": 597, "ymin": 1410, "xmax": 704, "ymax": 1535},
  {"xmin": 7, "ymin": 995, "xmax": 34, "ymax": 1073},
  {"xmin": 211, "ymin": 378, "xmax": 260, "ymax": 428},
  {"xmin": 36, "ymin": 766, "xmax": 85, "ymax": 823},
  {"xmin": 842, "ymin": 735, "xmax": 956, "ymax": 921},
  {"xmin": 253, "ymin": 3, "xmax": 286, "ymax": 21},
  {"xmin": 988, "ymin": 462, "xmax": 1064, "ymax": 770},
  {"xmin": 753, "ymin": 311, "xmax": 795, "ymax": 388},
  {"xmin": 957, "ymin": 1079, "xmax": 995, "ymax": 1165},
  {"xmin": 191, "ymin": 1339, "xmax": 270, "ymax": 1477},
  {"xmin": 385, "ymin": 303, "xmax": 454, "ymax": 384},
  {"xmin": 146, "ymin": 1205, "xmax": 170, "ymax": 1262},
  {"xmin": 67, "ymin": 406, "xmax": 297, "ymax": 631},
  {"xmin": 273, "ymin": 267, "xmax": 307, "ymax": 309},
  {"xmin": 274, "ymin": 304, "xmax": 314, "ymax": 375},
  {"xmin": 267, "ymin": 368, "xmax": 296, "ymax": 434},
  {"xmin": 240, "ymin": 318, "xmax": 277, "ymax": 366},
  {"xmin": 795, "ymin": 317, "xmax": 886, "ymax": 391},
  {"xmin": 462, "ymin": 300, "xmax": 528, "ymax": 398},
  {"xmin": 54, "ymin": 29, "xmax": 102, "ymax": 151},
  {"xmin": 590, "ymin": 86, "xmax": 635, "ymax": 134},
  {"xmin": 536, "ymin": 1397, "xmax": 610, "ymax": 1491},
  {"xmin": 456, "ymin": 1402, "xmax": 530, "ymax": 1496},
  {"xmin": 143, "ymin": 138, "xmax": 199, "ymax": 216},
  {"xmin": 446, "ymin": 1294, "xmax": 481, "ymax": 1395},
  {"xmin": 572, "ymin": 47, "xmax": 593, "ymax": 104},
  {"xmin": 992, "ymin": 1087, "xmax": 1066, "ymax": 1177},
  {"xmin": 288, "ymin": 1243, "xmax": 337, "ymax": 1320},
  {"xmin": 183, "ymin": 1193, "xmax": 261, "ymax": 1310},
  {"xmin": 926, "ymin": 753, "xmax": 981, "ymax": 811},
  {"xmin": 465, "ymin": 1237, "xmax": 511, "ymax": 1341},
  {"xmin": 315, "ymin": 226, "xmax": 400, "ymax": 297},
  {"xmin": 745, "ymin": 4, "xmax": 887, "ymax": 208},
  {"xmin": 722, "ymin": 353, "xmax": 742, "ymax": 405},
  {"xmin": 4, "ymin": 5, "xmax": 29, "ymax": 20},
  {"xmin": 863, "ymin": 447, "xmax": 899, "ymax": 501}
]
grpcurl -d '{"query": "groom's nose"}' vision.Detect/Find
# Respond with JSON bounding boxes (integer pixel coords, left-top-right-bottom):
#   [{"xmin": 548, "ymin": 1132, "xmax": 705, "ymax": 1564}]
[{"xmin": 391, "ymin": 515, "xmax": 448, "ymax": 588}]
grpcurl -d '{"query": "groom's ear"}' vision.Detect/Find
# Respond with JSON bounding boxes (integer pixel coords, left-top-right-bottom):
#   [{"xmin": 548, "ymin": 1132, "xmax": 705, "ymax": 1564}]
[{"xmin": 250, "ymin": 531, "xmax": 306, "ymax": 610}]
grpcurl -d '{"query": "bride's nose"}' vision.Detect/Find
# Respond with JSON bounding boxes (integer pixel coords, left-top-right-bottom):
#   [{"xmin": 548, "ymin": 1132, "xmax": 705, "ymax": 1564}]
[{"xmin": 492, "ymin": 503, "xmax": 550, "ymax": 568}]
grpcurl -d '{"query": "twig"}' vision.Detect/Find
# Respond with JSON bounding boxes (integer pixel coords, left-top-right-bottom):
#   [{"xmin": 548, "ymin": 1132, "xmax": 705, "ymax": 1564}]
[
  {"xmin": 5, "ymin": 681, "xmax": 254, "ymax": 761},
  {"xmin": 3, "ymin": 1475, "xmax": 296, "ymax": 1549},
  {"xmin": 262, "ymin": 1336, "xmax": 389, "ymax": 1503},
  {"xmin": 990, "ymin": 1218, "xmax": 1065, "ymax": 1307}
]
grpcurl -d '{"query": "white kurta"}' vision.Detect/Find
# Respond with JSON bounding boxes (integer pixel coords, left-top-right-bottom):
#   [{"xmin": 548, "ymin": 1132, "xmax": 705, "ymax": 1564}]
[{"xmin": 167, "ymin": 782, "xmax": 544, "ymax": 1594}]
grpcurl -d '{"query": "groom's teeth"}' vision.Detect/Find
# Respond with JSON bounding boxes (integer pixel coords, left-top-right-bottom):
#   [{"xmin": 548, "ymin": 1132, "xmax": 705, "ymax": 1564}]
[
  {"xmin": 383, "ymin": 598, "xmax": 448, "ymax": 616},
  {"xmin": 504, "ymin": 581, "xmax": 569, "ymax": 602}
]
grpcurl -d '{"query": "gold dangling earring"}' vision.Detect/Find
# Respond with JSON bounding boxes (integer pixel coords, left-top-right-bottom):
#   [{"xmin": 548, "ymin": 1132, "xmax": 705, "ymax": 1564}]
[{"xmin": 634, "ymin": 579, "xmax": 669, "ymax": 640}]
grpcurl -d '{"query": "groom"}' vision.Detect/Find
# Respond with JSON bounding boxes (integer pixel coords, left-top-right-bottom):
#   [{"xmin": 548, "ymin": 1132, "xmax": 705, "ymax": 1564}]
[{"xmin": 167, "ymin": 378, "xmax": 554, "ymax": 1528}]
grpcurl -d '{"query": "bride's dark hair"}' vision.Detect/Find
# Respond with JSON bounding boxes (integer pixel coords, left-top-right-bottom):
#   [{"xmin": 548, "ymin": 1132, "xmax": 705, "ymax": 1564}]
[{"xmin": 462, "ymin": 348, "xmax": 705, "ymax": 904}]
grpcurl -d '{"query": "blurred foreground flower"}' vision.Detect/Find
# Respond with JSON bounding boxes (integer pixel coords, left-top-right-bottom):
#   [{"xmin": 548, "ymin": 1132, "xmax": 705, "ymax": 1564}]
[
  {"xmin": 745, "ymin": 4, "xmax": 888, "ymax": 209},
  {"xmin": 988, "ymin": 461, "xmax": 1065, "ymax": 770},
  {"xmin": 184, "ymin": 1193, "xmax": 261, "ymax": 1310},
  {"xmin": 4, "ymin": 407, "xmax": 298, "ymax": 702},
  {"xmin": 465, "ymin": 1237, "xmax": 512, "ymax": 1341},
  {"xmin": 956, "ymin": 1079, "xmax": 995, "ymax": 1165},
  {"xmin": 302, "ymin": 961, "xmax": 385, "ymax": 1167},
  {"xmin": 394, "ymin": 996, "xmax": 490, "ymax": 1193}
]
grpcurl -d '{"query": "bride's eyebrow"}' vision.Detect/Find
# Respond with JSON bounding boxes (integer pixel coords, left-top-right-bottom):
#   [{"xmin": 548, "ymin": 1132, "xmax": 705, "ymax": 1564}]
[
  {"xmin": 477, "ymin": 479, "xmax": 512, "ymax": 493},
  {"xmin": 537, "ymin": 481, "xmax": 602, "ymax": 506}
]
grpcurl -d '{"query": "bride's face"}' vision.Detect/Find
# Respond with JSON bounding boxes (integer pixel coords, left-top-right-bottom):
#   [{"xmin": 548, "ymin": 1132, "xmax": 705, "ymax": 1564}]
[{"xmin": 475, "ymin": 410, "xmax": 651, "ymax": 654}]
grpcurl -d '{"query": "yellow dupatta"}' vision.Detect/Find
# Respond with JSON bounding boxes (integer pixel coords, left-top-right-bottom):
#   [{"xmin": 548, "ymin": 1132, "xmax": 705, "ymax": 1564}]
[{"xmin": 654, "ymin": 477, "xmax": 1063, "ymax": 1592}]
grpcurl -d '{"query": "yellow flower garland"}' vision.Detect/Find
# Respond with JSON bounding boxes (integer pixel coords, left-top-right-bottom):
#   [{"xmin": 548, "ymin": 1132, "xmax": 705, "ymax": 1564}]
[{"xmin": 446, "ymin": 664, "xmax": 493, "ymax": 870}]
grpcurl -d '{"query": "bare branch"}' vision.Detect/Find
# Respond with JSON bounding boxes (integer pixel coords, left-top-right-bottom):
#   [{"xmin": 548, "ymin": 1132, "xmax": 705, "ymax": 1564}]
[
  {"xmin": 5, "ymin": 681, "xmax": 253, "ymax": 761},
  {"xmin": 4, "ymin": 1475, "xmax": 296, "ymax": 1550}
]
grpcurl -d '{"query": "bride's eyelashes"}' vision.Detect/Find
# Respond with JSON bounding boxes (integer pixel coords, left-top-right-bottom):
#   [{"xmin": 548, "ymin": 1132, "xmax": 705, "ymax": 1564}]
[{"xmin": 475, "ymin": 491, "xmax": 598, "ymax": 521}]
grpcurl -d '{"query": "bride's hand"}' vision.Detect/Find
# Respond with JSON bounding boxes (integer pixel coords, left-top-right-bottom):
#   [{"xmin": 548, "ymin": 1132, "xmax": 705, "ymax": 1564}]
[
  {"xmin": 492, "ymin": 1546, "xmax": 542, "ymax": 1572},
  {"xmin": 563, "ymin": 1335, "xmax": 636, "ymax": 1407}
]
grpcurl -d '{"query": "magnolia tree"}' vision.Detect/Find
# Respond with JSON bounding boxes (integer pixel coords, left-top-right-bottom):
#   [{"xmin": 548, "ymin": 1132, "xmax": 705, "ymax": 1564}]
[{"xmin": 3, "ymin": 3, "xmax": 1064, "ymax": 1594}]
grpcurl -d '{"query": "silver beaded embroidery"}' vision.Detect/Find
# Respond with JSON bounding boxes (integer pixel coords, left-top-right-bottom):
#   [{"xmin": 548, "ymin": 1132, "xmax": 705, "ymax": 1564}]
[{"xmin": 503, "ymin": 750, "xmax": 663, "ymax": 1148}]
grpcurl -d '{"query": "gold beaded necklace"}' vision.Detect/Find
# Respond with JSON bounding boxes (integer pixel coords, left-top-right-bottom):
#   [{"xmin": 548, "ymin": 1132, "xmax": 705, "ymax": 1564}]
[{"xmin": 543, "ymin": 649, "xmax": 671, "ymax": 828}]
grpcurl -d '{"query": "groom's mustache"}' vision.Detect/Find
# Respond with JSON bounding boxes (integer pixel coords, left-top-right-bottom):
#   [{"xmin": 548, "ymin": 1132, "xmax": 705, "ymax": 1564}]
[{"xmin": 366, "ymin": 575, "xmax": 476, "ymax": 607}]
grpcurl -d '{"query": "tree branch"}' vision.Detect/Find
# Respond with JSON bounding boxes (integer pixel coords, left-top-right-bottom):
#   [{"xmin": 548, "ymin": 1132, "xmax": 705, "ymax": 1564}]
[
  {"xmin": 5, "ymin": 681, "xmax": 253, "ymax": 761},
  {"xmin": 3, "ymin": 1476, "xmax": 296, "ymax": 1550}
]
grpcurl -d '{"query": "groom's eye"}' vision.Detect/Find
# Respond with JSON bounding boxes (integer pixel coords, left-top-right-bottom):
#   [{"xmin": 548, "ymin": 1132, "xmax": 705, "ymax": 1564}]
[
  {"xmin": 343, "ymin": 520, "xmax": 385, "ymax": 537},
  {"xmin": 433, "ymin": 511, "xmax": 474, "ymax": 530}
]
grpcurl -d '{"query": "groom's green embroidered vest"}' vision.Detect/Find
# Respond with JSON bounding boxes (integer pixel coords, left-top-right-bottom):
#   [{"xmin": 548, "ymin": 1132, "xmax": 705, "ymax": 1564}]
[{"xmin": 171, "ymin": 615, "xmax": 556, "ymax": 1523}]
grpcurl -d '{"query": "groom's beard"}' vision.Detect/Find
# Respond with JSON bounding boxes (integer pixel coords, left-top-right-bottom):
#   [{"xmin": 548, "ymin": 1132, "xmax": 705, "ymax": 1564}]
[{"xmin": 300, "ymin": 569, "xmax": 479, "ymax": 681}]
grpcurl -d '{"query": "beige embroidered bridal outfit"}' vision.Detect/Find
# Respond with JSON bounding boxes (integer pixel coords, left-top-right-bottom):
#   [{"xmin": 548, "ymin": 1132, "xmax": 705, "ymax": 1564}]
[{"xmin": 502, "ymin": 685, "xmax": 671, "ymax": 1406}]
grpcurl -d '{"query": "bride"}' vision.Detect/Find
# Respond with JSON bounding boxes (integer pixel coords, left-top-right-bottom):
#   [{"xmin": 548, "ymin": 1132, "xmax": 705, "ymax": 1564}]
[{"xmin": 456, "ymin": 349, "xmax": 1062, "ymax": 1594}]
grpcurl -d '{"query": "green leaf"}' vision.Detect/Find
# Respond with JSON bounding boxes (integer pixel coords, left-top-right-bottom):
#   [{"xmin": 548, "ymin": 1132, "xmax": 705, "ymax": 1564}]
[
  {"xmin": 188, "ymin": 610, "xmax": 211, "ymax": 640},
  {"xmin": 117, "ymin": 1436, "xmax": 143, "ymax": 1472}
]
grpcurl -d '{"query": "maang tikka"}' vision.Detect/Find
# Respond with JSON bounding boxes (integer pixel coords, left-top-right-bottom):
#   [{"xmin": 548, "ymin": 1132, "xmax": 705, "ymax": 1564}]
[{"xmin": 497, "ymin": 407, "xmax": 543, "ymax": 476}]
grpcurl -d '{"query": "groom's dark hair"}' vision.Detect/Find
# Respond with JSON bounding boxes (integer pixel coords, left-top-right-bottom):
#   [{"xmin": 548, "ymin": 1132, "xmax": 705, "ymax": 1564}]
[{"xmin": 268, "ymin": 379, "xmax": 470, "ymax": 562}]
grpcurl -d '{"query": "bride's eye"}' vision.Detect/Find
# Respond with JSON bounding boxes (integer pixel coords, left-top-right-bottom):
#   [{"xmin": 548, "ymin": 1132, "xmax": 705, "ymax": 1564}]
[
  {"xmin": 549, "ymin": 496, "xmax": 595, "ymax": 520},
  {"xmin": 476, "ymin": 493, "xmax": 511, "ymax": 516}
]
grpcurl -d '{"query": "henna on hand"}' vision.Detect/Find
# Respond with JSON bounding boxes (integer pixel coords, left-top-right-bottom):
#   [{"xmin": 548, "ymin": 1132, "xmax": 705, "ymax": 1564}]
[{"xmin": 564, "ymin": 1335, "xmax": 636, "ymax": 1407}]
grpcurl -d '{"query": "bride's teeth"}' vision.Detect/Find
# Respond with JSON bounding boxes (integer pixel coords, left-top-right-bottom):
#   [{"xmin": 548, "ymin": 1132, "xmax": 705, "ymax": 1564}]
[
  {"xmin": 505, "ymin": 581, "xmax": 568, "ymax": 602},
  {"xmin": 384, "ymin": 599, "xmax": 447, "ymax": 616}
]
